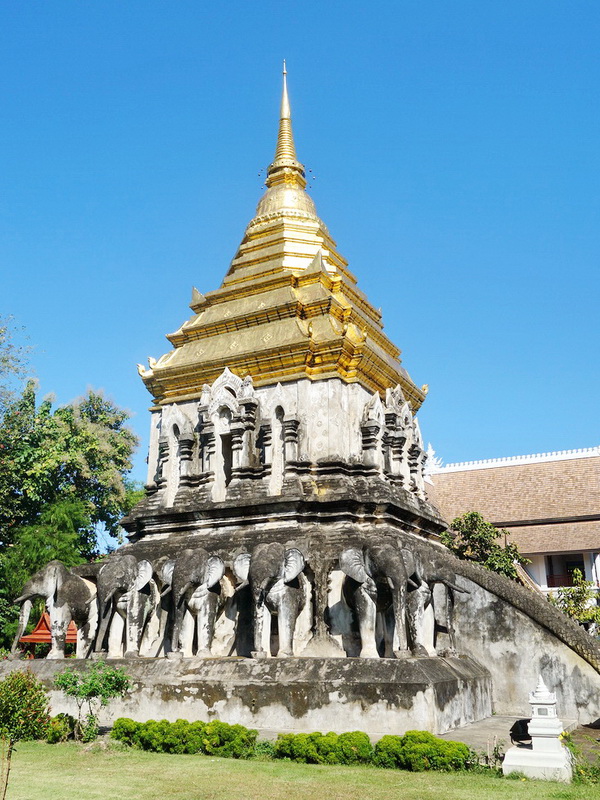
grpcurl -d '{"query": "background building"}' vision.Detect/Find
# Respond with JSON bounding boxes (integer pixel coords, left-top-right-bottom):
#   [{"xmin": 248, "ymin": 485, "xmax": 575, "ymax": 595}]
[{"xmin": 428, "ymin": 446, "xmax": 600, "ymax": 595}]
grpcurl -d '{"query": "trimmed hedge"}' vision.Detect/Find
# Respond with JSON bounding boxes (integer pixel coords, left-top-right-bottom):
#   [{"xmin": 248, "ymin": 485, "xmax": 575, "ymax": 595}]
[
  {"xmin": 373, "ymin": 731, "xmax": 471, "ymax": 771},
  {"xmin": 273, "ymin": 731, "xmax": 372, "ymax": 765},
  {"xmin": 111, "ymin": 718, "xmax": 257, "ymax": 759},
  {"xmin": 111, "ymin": 718, "xmax": 472, "ymax": 772}
]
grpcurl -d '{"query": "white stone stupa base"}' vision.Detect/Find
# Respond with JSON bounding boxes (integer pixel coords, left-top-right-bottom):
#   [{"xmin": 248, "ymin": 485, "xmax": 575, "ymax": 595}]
[{"xmin": 502, "ymin": 744, "xmax": 572, "ymax": 783}]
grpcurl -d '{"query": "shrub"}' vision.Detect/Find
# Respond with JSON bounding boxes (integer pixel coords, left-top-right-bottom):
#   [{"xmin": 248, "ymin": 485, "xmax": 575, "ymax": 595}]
[
  {"xmin": 110, "ymin": 717, "xmax": 472, "ymax": 774},
  {"xmin": 0, "ymin": 670, "xmax": 50, "ymax": 798},
  {"xmin": 202, "ymin": 720, "xmax": 257, "ymax": 759},
  {"xmin": 55, "ymin": 662, "xmax": 130, "ymax": 742},
  {"xmin": 251, "ymin": 740, "xmax": 276, "ymax": 761},
  {"xmin": 134, "ymin": 720, "xmax": 172, "ymax": 752},
  {"xmin": 0, "ymin": 669, "xmax": 50, "ymax": 744},
  {"xmin": 560, "ymin": 732, "xmax": 600, "ymax": 785},
  {"xmin": 373, "ymin": 735, "xmax": 404, "ymax": 769},
  {"xmin": 183, "ymin": 721, "xmax": 208, "ymax": 755},
  {"xmin": 272, "ymin": 732, "xmax": 294, "ymax": 760},
  {"xmin": 110, "ymin": 717, "xmax": 141, "ymax": 747},
  {"xmin": 46, "ymin": 713, "xmax": 77, "ymax": 744},
  {"xmin": 274, "ymin": 732, "xmax": 336, "ymax": 764},
  {"xmin": 111, "ymin": 717, "xmax": 256, "ymax": 759},
  {"xmin": 377, "ymin": 730, "xmax": 471, "ymax": 772},
  {"xmin": 336, "ymin": 731, "xmax": 373, "ymax": 765},
  {"xmin": 441, "ymin": 511, "xmax": 528, "ymax": 579}
]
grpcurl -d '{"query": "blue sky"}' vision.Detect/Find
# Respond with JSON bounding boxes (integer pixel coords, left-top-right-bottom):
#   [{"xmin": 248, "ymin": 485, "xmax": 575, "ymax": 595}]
[{"xmin": 2, "ymin": 1, "xmax": 598, "ymax": 483}]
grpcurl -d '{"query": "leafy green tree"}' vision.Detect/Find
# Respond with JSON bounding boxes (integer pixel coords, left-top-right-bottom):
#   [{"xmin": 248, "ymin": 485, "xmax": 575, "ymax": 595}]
[
  {"xmin": 0, "ymin": 382, "xmax": 139, "ymax": 646},
  {"xmin": 54, "ymin": 662, "xmax": 131, "ymax": 741},
  {"xmin": 0, "ymin": 383, "xmax": 138, "ymax": 548},
  {"xmin": 549, "ymin": 569, "xmax": 600, "ymax": 632},
  {"xmin": 0, "ymin": 316, "xmax": 31, "ymax": 414},
  {"xmin": 0, "ymin": 670, "xmax": 50, "ymax": 799},
  {"xmin": 4, "ymin": 499, "xmax": 89, "ymax": 574},
  {"xmin": 440, "ymin": 511, "xmax": 528, "ymax": 580}
]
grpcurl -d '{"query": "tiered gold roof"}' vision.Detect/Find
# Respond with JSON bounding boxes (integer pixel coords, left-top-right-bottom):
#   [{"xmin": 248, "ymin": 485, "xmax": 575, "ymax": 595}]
[{"xmin": 141, "ymin": 65, "xmax": 426, "ymax": 411}]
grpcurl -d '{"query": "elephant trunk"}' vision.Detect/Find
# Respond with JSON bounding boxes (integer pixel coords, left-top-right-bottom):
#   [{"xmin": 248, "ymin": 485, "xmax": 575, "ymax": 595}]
[
  {"xmin": 170, "ymin": 591, "xmax": 188, "ymax": 653},
  {"xmin": 94, "ymin": 594, "xmax": 115, "ymax": 653},
  {"xmin": 11, "ymin": 599, "xmax": 32, "ymax": 654},
  {"xmin": 390, "ymin": 578, "xmax": 408, "ymax": 655},
  {"xmin": 252, "ymin": 587, "xmax": 268, "ymax": 657}
]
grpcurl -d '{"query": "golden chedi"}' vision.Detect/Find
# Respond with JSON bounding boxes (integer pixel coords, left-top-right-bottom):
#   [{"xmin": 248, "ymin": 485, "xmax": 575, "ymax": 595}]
[{"xmin": 140, "ymin": 63, "xmax": 426, "ymax": 411}]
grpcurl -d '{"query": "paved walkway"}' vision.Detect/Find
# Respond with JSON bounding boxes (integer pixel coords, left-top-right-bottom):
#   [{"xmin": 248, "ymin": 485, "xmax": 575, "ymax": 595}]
[{"xmin": 438, "ymin": 715, "xmax": 577, "ymax": 755}]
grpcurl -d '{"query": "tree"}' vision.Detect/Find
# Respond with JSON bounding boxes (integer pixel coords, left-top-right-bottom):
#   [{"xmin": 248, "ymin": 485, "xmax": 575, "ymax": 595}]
[
  {"xmin": 549, "ymin": 569, "xmax": 600, "ymax": 633},
  {"xmin": 0, "ymin": 383, "xmax": 139, "ymax": 646},
  {"xmin": 0, "ymin": 383, "xmax": 139, "ymax": 549},
  {"xmin": 440, "ymin": 511, "xmax": 528, "ymax": 580},
  {"xmin": 0, "ymin": 670, "xmax": 49, "ymax": 799},
  {"xmin": 54, "ymin": 662, "xmax": 131, "ymax": 741},
  {"xmin": 0, "ymin": 316, "xmax": 31, "ymax": 415}
]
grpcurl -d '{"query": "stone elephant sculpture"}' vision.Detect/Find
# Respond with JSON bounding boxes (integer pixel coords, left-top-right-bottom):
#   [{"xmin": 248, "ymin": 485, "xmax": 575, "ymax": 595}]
[
  {"xmin": 11, "ymin": 560, "xmax": 98, "ymax": 659},
  {"xmin": 340, "ymin": 542, "xmax": 417, "ymax": 658},
  {"xmin": 136, "ymin": 557, "xmax": 176, "ymax": 658},
  {"xmin": 94, "ymin": 554, "xmax": 156, "ymax": 658},
  {"xmin": 166, "ymin": 548, "xmax": 225, "ymax": 657},
  {"xmin": 233, "ymin": 543, "xmax": 305, "ymax": 658},
  {"xmin": 400, "ymin": 543, "xmax": 469, "ymax": 656}
]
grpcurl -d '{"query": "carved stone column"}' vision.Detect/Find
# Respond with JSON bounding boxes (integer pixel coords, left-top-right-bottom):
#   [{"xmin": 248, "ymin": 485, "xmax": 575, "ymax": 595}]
[
  {"xmin": 178, "ymin": 434, "xmax": 195, "ymax": 487},
  {"xmin": 282, "ymin": 417, "xmax": 300, "ymax": 463},
  {"xmin": 230, "ymin": 419, "xmax": 245, "ymax": 471},
  {"xmin": 239, "ymin": 398, "xmax": 258, "ymax": 468},
  {"xmin": 258, "ymin": 423, "xmax": 272, "ymax": 468},
  {"xmin": 361, "ymin": 420, "xmax": 381, "ymax": 468},
  {"xmin": 409, "ymin": 444, "xmax": 426, "ymax": 496},
  {"xmin": 200, "ymin": 423, "xmax": 216, "ymax": 487},
  {"xmin": 155, "ymin": 436, "xmax": 169, "ymax": 491},
  {"xmin": 389, "ymin": 432, "xmax": 407, "ymax": 482}
]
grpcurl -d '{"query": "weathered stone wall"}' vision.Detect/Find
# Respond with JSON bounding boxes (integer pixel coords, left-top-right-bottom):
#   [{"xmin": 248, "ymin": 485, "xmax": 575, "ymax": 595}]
[
  {"xmin": 446, "ymin": 555, "xmax": 600, "ymax": 724},
  {"xmin": 0, "ymin": 656, "xmax": 491, "ymax": 737},
  {"xmin": 146, "ymin": 379, "xmax": 373, "ymax": 487}
]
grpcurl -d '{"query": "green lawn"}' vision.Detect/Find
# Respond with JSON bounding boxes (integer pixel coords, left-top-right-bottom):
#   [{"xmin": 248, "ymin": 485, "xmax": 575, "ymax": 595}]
[{"xmin": 5, "ymin": 742, "xmax": 594, "ymax": 800}]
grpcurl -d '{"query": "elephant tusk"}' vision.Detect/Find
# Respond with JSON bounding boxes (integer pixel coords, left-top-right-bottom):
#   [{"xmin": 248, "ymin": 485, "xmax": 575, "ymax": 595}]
[
  {"xmin": 178, "ymin": 582, "xmax": 192, "ymax": 602},
  {"xmin": 257, "ymin": 588, "xmax": 268, "ymax": 606},
  {"xmin": 13, "ymin": 595, "xmax": 28, "ymax": 605},
  {"xmin": 105, "ymin": 588, "xmax": 118, "ymax": 605},
  {"xmin": 444, "ymin": 580, "xmax": 469, "ymax": 594},
  {"xmin": 407, "ymin": 578, "xmax": 419, "ymax": 590},
  {"xmin": 160, "ymin": 586, "xmax": 172, "ymax": 598}
]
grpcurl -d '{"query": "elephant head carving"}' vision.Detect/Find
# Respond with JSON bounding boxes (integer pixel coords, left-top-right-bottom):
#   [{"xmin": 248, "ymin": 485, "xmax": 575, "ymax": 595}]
[
  {"xmin": 167, "ymin": 548, "xmax": 225, "ymax": 657},
  {"xmin": 233, "ymin": 543, "xmax": 305, "ymax": 658},
  {"xmin": 340, "ymin": 542, "xmax": 416, "ymax": 658},
  {"xmin": 94, "ymin": 554, "xmax": 154, "ymax": 658},
  {"xmin": 11, "ymin": 560, "xmax": 97, "ymax": 660},
  {"xmin": 401, "ymin": 544, "xmax": 469, "ymax": 656}
]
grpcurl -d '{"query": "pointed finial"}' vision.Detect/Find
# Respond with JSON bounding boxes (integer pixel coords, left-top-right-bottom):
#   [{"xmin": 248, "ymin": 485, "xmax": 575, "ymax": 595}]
[
  {"xmin": 266, "ymin": 61, "xmax": 306, "ymax": 188},
  {"xmin": 280, "ymin": 60, "xmax": 291, "ymax": 120}
]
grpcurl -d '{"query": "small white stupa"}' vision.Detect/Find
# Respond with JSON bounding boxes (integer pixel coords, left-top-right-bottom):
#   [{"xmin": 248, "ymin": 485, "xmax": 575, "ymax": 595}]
[{"xmin": 502, "ymin": 675, "xmax": 572, "ymax": 782}]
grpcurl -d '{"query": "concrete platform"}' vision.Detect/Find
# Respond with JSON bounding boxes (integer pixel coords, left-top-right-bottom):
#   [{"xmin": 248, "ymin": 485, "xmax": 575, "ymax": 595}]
[{"xmin": 0, "ymin": 654, "xmax": 492, "ymax": 737}]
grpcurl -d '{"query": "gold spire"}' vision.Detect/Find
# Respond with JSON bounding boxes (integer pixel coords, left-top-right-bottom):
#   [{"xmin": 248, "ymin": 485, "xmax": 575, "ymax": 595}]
[
  {"xmin": 266, "ymin": 61, "xmax": 306, "ymax": 189},
  {"xmin": 140, "ymin": 66, "xmax": 427, "ymax": 413}
]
